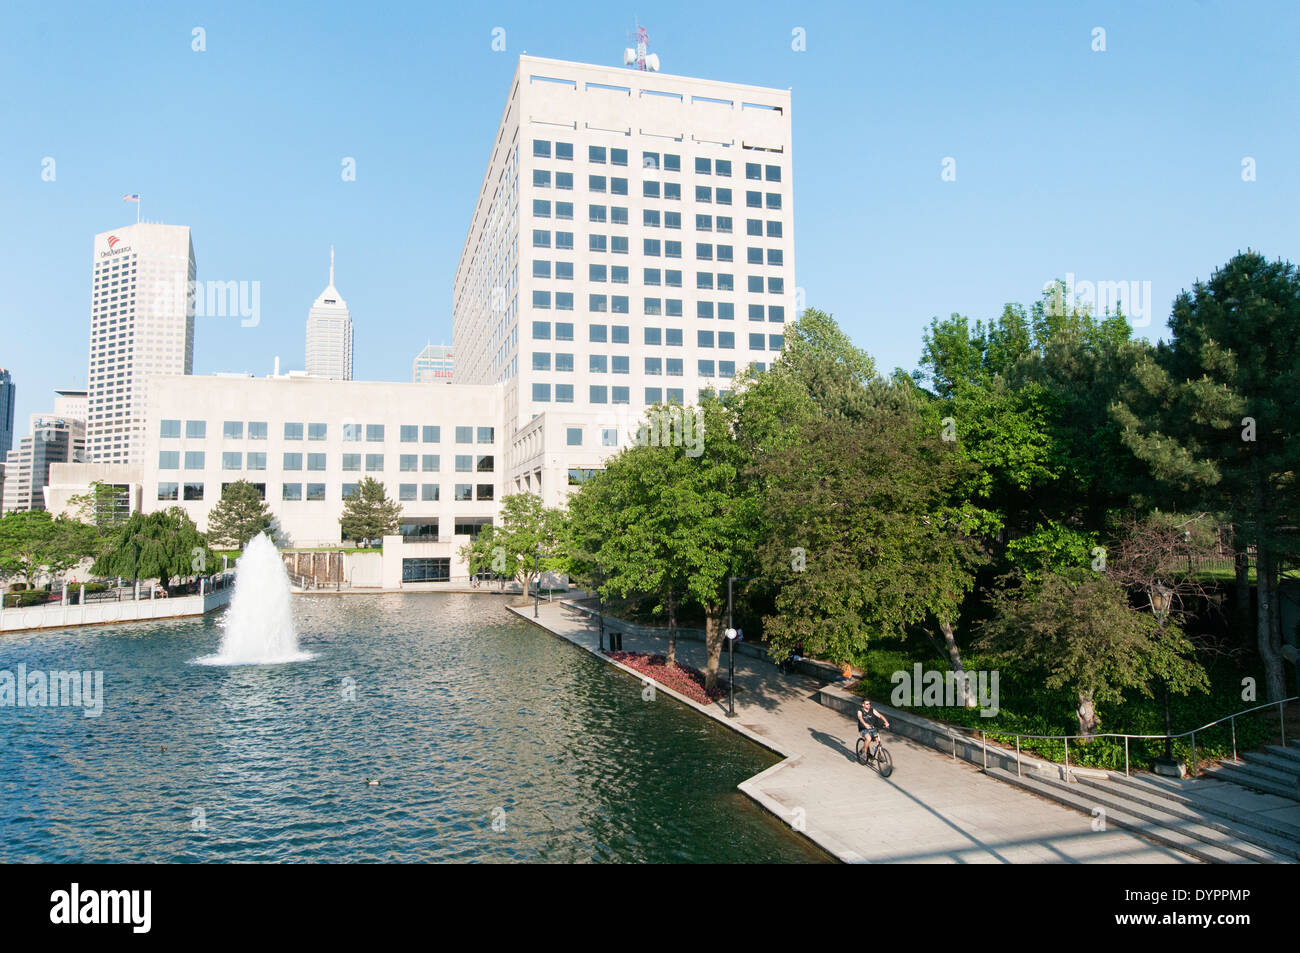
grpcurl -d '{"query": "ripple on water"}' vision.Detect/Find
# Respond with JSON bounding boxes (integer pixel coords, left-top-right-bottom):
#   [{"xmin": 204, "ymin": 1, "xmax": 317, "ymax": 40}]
[{"xmin": 0, "ymin": 594, "xmax": 830, "ymax": 863}]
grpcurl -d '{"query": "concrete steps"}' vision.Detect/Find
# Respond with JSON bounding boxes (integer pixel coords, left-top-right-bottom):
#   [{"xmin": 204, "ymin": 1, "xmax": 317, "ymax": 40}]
[
  {"xmin": 1073, "ymin": 775, "xmax": 1300, "ymax": 861},
  {"xmin": 1204, "ymin": 760, "xmax": 1300, "ymax": 800},
  {"xmin": 986, "ymin": 766, "xmax": 1292, "ymax": 863},
  {"xmin": 1104, "ymin": 773, "xmax": 1300, "ymax": 847}
]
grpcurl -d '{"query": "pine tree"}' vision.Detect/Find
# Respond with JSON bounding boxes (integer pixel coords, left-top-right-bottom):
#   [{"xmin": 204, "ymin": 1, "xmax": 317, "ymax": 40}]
[
  {"xmin": 206, "ymin": 480, "xmax": 273, "ymax": 549},
  {"xmin": 1112, "ymin": 251, "xmax": 1300, "ymax": 700},
  {"xmin": 338, "ymin": 477, "xmax": 403, "ymax": 546}
]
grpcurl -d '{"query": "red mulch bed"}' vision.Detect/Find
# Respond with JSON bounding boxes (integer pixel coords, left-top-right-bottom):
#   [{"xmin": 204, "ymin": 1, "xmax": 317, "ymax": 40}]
[{"xmin": 603, "ymin": 651, "xmax": 728, "ymax": 706}]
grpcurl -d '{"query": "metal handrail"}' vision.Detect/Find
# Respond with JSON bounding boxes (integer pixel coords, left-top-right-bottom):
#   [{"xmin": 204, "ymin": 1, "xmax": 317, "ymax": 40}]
[{"xmin": 976, "ymin": 695, "xmax": 1298, "ymax": 779}]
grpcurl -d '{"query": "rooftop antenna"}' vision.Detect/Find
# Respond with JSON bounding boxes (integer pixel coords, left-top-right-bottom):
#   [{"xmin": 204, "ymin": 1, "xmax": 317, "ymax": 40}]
[{"xmin": 623, "ymin": 20, "xmax": 660, "ymax": 71}]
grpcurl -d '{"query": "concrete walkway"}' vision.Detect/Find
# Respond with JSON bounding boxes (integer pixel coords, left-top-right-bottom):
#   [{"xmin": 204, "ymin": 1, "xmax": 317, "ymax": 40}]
[{"xmin": 512, "ymin": 602, "xmax": 1195, "ymax": 864}]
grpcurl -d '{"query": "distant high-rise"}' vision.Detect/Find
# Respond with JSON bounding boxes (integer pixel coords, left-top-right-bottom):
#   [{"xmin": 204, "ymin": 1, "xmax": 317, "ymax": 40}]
[
  {"xmin": 86, "ymin": 223, "xmax": 196, "ymax": 465},
  {"xmin": 0, "ymin": 368, "xmax": 14, "ymax": 459},
  {"xmin": 305, "ymin": 247, "xmax": 353, "ymax": 380},
  {"xmin": 1, "ymin": 390, "xmax": 86, "ymax": 514},
  {"xmin": 412, "ymin": 344, "xmax": 454, "ymax": 382}
]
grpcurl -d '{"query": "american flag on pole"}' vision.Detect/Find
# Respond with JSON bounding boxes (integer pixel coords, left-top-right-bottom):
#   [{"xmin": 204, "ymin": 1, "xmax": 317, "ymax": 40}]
[{"xmin": 122, "ymin": 193, "xmax": 140, "ymax": 202}]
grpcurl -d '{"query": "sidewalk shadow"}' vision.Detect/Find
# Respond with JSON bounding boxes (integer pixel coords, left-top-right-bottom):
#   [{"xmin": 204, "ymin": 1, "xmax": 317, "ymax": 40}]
[{"xmin": 809, "ymin": 727, "xmax": 857, "ymax": 763}]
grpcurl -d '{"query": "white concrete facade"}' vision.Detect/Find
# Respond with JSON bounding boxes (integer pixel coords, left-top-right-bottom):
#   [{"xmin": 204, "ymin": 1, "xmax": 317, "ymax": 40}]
[
  {"xmin": 86, "ymin": 223, "xmax": 196, "ymax": 466},
  {"xmin": 142, "ymin": 374, "xmax": 501, "ymax": 550},
  {"xmin": 453, "ymin": 56, "xmax": 795, "ymax": 505}
]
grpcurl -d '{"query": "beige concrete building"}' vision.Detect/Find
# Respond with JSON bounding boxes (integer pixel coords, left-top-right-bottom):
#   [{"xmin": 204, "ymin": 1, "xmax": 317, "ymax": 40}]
[
  {"xmin": 453, "ymin": 55, "xmax": 795, "ymax": 505},
  {"xmin": 141, "ymin": 374, "xmax": 502, "ymax": 573}
]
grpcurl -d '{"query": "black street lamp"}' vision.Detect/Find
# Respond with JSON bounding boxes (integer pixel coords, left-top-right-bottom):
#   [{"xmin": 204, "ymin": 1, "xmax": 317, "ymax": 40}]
[
  {"xmin": 1149, "ymin": 582, "xmax": 1177, "ymax": 767},
  {"xmin": 533, "ymin": 549, "xmax": 541, "ymax": 618},
  {"xmin": 724, "ymin": 576, "xmax": 756, "ymax": 718},
  {"xmin": 724, "ymin": 626, "xmax": 738, "ymax": 717}
]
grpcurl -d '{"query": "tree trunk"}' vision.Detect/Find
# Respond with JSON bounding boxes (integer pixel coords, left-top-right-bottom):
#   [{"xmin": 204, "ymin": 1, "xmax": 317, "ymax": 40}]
[
  {"xmin": 665, "ymin": 593, "xmax": 678, "ymax": 668},
  {"xmin": 1076, "ymin": 690, "xmax": 1099, "ymax": 738},
  {"xmin": 1233, "ymin": 526, "xmax": 1252, "ymax": 639},
  {"xmin": 1253, "ymin": 469, "xmax": 1287, "ymax": 701},
  {"xmin": 940, "ymin": 618, "xmax": 976, "ymax": 707},
  {"xmin": 704, "ymin": 604, "xmax": 725, "ymax": 693}
]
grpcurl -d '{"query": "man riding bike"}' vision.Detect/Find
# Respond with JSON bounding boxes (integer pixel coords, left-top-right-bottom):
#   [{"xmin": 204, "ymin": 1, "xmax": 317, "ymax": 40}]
[{"xmin": 857, "ymin": 698, "xmax": 890, "ymax": 759}]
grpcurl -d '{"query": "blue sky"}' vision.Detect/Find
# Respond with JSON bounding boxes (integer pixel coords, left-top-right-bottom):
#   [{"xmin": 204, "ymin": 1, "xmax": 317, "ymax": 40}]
[{"xmin": 2, "ymin": 0, "xmax": 1296, "ymax": 431}]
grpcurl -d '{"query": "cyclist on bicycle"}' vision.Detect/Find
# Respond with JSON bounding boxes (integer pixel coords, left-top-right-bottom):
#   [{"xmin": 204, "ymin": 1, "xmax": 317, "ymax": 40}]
[{"xmin": 857, "ymin": 698, "xmax": 890, "ymax": 757}]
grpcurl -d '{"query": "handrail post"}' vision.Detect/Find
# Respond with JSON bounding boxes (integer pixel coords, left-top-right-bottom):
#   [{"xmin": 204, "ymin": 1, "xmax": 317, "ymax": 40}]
[
  {"xmin": 1190, "ymin": 732, "xmax": 1197, "ymax": 778},
  {"xmin": 982, "ymin": 731, "xmax": 987, "ymax": 770},
  {"xmin": 1016, "ymin": 736, "xmax": 1021, "ymax": 777},
  {"xmin": 1124, "ymin": 736, "xmax": 1130, "ymax": 777},
  {"xmin": 1282, "ymin": 702, "xmax": 1288, "ymax": 748},
  {"xmin": 1231, "ymin": 716, "xmax": 1237, "ymax": 762},
  {"xmin": 1064, "ymin": 736, "xmax": 1069, "ymax": 779}
]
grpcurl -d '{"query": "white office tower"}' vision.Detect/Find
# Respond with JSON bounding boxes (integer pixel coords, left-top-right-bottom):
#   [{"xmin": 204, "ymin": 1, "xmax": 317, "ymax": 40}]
[
  {"xmin": 452, "ymin": 55, "xmax": 794, "ymax": 501},
  {"xmin": 305, "ymin": 247, "xmax": 354, "ymax": 380},
  {"xmin": 86, "ymin": 223, "xmax": 196, "ymax": 465}
]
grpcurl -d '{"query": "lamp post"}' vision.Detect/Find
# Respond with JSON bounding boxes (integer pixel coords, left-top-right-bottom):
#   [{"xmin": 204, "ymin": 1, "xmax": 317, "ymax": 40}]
[
  {"xmin": 533, "ymin": 549, "xmax": 541, "ymax": 618},
  {"xmin": 1149, "ymin": 582, "xmax": 1177, "ymax": 767},
  {"xmin": 724, "ymin": 627, "xmax": 738, "ymax": 717},
  {"xmin": 724, "ymin": 576, "xmax": 756, "ymax": 719}
]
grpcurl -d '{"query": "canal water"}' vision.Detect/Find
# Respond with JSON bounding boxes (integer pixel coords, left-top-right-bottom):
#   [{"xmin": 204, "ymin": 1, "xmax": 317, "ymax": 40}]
[{"xmin": 0, "ymin": 593, "xmax": 829, "ymax": 863}]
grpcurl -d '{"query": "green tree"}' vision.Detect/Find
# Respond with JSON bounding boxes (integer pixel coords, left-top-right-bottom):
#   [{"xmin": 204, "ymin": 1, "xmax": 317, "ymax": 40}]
[
  {"xmin": 756, "ymin": 379, "xmax": 987, "ymax": 695},
  {"xmin": 338, "ymin": 477, "xmax": 403, "ymax": 546},
  {"xmin": 91, "ymin": 508, "xmax": 214, "ymax": 589},
  {"xmin": 567, "ymin": 398, "xmax": 756, "ymax": 686},
  {"xmin": 1112, "ymin": 252, "xmax": 1300, "ymax": 700},
  {"xmin": 460, "ymin": 493, "xmax": 563, "ymax": 591},
  {"xmin": 0, "ymin": 510, "xmax": 97, "ymax": 586},
  {"xmin": 66, "ymin": 480, "xmax": 131, "ymax": 539},
  {"xmin": 206, "ymin": 480, "xmax": 274, "ymax": 549},
  {"xmin": 978, "ymin": 568, "xmax": 1209, "ymax": 736}
]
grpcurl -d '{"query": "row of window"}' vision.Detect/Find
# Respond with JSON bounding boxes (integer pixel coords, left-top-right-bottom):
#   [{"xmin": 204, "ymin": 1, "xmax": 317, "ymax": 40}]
[
  {"xmin": 157, "ymin": 482, "xmax": 494, "ymax": 503},
  {"xmin": 532, "ymin": 384, "xmax": 751, "ymax": 405},
  {"xmin": 160, "ymin": 452, "xmax": 494, "ymax": 472},
  {"xmin": 159, "ymin": 422, "xmax": 495, "ymax": 443},
  {"xmin": 534, "ymin": 170, "xmax": 782, "ymax": 210},
  {"xmin": 533, "ymin": 340, "xmax": 781, "ymax": 375},
  {"xmin": 530, "ymin": 141, "xmax": 783, "ymax": 183}
]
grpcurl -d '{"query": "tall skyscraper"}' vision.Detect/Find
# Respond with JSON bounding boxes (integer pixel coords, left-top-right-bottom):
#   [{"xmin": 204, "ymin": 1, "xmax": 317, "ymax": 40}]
[
  {"xmin": 412, "ymin": 344, "xmax": 454, "ymax": 382},
  {"xmin": 0, "ymin": 368, "xmax": 14, "ymax": 459},
  {"xmin": 305, "ymin": 247, "xmax": 353, "ymax": 380},
  {"xmin": 86, "ymin": 223, "xmax": 196, "ymax": 465},
  {"xmin": 452, "ymin": 55, "xmax": 794, "ymax": 495}
]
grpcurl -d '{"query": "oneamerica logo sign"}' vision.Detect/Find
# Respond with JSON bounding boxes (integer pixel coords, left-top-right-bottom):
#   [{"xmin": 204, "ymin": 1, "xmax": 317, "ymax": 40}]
[{"xmin": 99, "ymin": 235, "xmax": 132, "ymax": 259}]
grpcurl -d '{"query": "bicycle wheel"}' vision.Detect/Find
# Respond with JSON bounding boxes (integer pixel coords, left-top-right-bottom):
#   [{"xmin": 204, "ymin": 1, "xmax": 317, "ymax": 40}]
[
  {"xmin": 855, "ymin": 737, "xmax": 868, "ymax": 764},
  {"xmin": 875, "ymin": 745, "xmax": 893, "ymax": 777}
]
